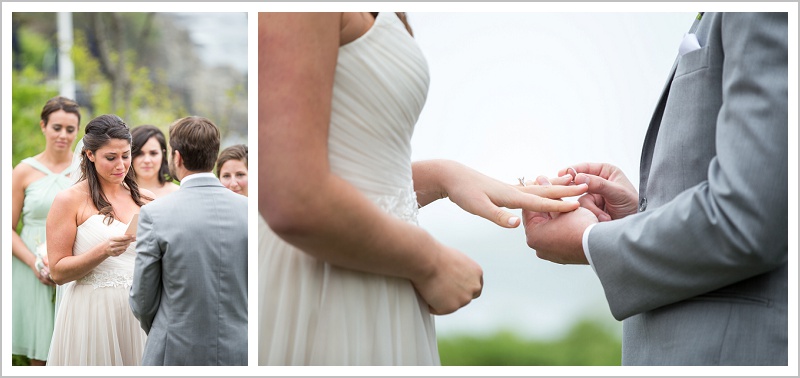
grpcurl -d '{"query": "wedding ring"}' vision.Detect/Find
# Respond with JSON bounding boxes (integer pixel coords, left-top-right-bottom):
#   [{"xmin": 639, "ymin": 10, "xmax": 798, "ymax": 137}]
[
  {"xmin": 567, "ymin": 167, "xmax": 577, "ymax": 178},
  {"xmin": 567, "ymin": 167, "xmax": 578, "ymax": 184}
]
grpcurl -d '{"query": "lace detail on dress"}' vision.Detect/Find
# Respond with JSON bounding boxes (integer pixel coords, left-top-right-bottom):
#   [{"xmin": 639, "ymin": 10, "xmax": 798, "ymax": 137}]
[
  {"xmin": 77, "ymin": 270, "xmax": 134, "ymax": 289},
  {"xmin": 371, "ymin": 186, "xmax": 419, "ymax": 225}
]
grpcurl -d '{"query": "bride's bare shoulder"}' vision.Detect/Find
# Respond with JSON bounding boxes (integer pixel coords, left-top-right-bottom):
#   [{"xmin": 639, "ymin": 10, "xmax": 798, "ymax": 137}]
[{"xmin": 52, "ymin": 181, "xmax": 90, "ymax": 209}]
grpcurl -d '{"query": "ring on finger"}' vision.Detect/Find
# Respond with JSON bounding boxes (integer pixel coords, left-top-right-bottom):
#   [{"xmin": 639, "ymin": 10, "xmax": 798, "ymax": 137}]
[{"xmin": 567, "ymin": 167, "xmax": 578, "ymax": 183}]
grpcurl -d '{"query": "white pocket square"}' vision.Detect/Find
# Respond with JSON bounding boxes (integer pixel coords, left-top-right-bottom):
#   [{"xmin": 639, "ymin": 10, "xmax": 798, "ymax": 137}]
[{"xmin": 679, "ymin": 33, "xmax": 702, "ymax": 56}]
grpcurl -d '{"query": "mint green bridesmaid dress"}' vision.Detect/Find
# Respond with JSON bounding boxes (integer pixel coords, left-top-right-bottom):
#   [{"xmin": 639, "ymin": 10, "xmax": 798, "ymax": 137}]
[{"xmin": 11, "ymin": 157, "xmax": 73, "ymax": 361}]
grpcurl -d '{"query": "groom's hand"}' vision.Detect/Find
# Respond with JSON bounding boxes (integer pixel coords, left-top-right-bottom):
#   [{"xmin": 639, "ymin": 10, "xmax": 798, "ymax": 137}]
[
  {"xmin": 560, "ymin": 163, "xmax": 639, "ymax": 221},
  {"xmin": 522, "ymin": 207, "xmax": 597, "ymax": 265},
  {"xmin": 521, "ymin": 176, "xmax": 597, "ymax": 265},
  {"xmin": 412, "ymin": 245, "xmax": 483, "ymax": 315}
]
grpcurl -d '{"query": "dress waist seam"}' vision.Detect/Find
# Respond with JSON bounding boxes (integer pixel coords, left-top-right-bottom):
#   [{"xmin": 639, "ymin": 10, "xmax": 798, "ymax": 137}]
[{"xmin": 76, "ymin": 270, "xmax": 134, "ymax": 289}]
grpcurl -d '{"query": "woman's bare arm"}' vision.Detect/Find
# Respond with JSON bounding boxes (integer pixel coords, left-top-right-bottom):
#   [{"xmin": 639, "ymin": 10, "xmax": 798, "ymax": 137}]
[{"xmin": 258, "ymin": 12, "xmax": 482, "ymax": 314}]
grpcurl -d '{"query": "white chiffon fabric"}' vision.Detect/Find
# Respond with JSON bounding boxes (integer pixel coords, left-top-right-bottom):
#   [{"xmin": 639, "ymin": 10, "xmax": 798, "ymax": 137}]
[
  {"xmin": 47, "ymin": 214, "xmax": 146, "ymax": 365},
  {"xmin": 259, "ymin": 13, "xmax": 438, "ymax": 365}
]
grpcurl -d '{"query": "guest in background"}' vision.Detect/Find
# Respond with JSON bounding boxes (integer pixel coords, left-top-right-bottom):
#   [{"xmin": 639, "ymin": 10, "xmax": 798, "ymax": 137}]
[
  {"xmin": 11, "ymin": 96, "xmax": 81, "ymax": 366},
  {"xmin": 131, "ymin": 125, "xmax": 178, "ymax": 198},
  {"xmin": 216, "ymin": 144, "xmax": 248, "ymax": 197}
]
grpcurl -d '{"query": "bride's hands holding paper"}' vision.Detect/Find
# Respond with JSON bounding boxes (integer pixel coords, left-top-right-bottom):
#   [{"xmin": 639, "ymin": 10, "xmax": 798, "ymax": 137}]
[
  {"xmin": 105, "ymin": 235, "xmax": 136, "ymax": 257},
  {"xmin": 106, "ymin": 213, "xmax": 138, "ymax": 257}
]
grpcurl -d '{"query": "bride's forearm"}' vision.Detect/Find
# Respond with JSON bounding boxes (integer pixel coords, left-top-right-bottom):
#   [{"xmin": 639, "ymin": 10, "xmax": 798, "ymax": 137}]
[
  {"xmin": 263, "ymin": 173, "xmax": 440, "ymax": 284},
  {"xmin": 49, "ymin": 242, "xmax": 109, "ymax": 285}
]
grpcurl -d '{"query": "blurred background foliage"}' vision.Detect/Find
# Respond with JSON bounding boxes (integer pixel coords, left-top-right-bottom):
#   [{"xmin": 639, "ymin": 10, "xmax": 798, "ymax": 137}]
[
  {"xmin": 11, "ymin": 12, "xmax": 247, "ymax": 168},
  {"xmin": 438, "ymin": 318, "xmax": 621, "ymax": 366}
]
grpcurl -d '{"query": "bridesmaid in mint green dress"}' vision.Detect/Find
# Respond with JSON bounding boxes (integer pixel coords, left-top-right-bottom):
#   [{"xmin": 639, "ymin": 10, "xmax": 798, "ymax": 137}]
[{"xmin": 11, "ymin": 97, "xmax": 81, "ymax": 365}]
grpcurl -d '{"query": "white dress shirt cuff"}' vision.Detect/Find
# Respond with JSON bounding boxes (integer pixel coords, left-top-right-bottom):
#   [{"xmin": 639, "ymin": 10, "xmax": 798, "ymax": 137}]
[{"xmin": 582, "ymin": 223, "xmax": 598, "ymax": 273}]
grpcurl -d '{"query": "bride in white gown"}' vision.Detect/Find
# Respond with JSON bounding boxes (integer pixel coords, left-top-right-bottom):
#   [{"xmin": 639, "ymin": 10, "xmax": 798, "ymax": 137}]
[
  {"xmin": 46, "ymin": 115, "xmax": 153, "ymax": 365},
  {"xmin": 258, "ymin": 12, "xmax": 588, "ymax": 365}
]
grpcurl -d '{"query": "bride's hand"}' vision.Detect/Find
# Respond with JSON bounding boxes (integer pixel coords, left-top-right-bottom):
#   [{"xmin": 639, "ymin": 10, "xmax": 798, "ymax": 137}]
[
  {"xmin": 105, "ymin": 235, "xmax": 136, "ymax": 257},
  {"xmin": 411, "ymin": 244, "xmax": 483, "ymax": 315},
  {"xmin": 425, "ymin": 160, "xmax": 588, "ymax": 228}
]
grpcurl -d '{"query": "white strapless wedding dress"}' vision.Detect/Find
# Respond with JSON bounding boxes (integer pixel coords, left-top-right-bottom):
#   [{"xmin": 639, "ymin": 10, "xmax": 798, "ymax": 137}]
[
  {"xmin": 47, "ymin": 214, "xmax": 146, "ymax": 365},
  {"xmin": 258, "ymin": 12, "xmax": 437, "ymax": 365}
]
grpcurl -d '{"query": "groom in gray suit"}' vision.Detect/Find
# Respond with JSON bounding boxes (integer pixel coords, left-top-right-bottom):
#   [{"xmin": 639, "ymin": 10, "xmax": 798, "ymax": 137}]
[
  {"xmin": 130, "ymin": 116, "xmax": 248, "ymax": 365},
  {"xmin": 524, "ymin": 13, "xmax": 787, "ymax": 365}
]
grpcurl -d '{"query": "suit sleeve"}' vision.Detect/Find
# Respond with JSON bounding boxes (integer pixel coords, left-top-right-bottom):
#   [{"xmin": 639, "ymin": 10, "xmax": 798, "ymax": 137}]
[
  {"xmin": 129, "ymin": 205, "xmax": 163, "ymax": 334},
  {"xmin": 589, "ymin": 12, "xmax": 788, "ymax": 320}
]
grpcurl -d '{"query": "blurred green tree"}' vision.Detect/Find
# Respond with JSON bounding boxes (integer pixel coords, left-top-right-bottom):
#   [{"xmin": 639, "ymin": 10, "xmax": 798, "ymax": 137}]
[
  {"xmin": 438, "ymin": 319, "xmax": 622, "ymax": 366},
  {"xmin": 11, "ymin": 26, "xmax": 61, "ymax": 168},
  {"xmin": 11, "ymin": 12, "xmax": 245, "ymax": 168}
]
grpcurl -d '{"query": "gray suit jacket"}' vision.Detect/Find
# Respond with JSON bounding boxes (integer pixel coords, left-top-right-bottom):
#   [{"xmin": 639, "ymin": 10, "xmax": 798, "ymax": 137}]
[
  {"xmin": 588, "ymin": 13, "xmax": 787, "ymax": 365},
  {"xmin": 130, "ymin": 175, "xmax": 248, "ymax": 365}
]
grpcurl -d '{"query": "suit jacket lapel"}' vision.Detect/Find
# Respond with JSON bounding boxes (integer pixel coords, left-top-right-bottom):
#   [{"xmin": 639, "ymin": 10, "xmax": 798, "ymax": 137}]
[{"xmin": 638, "ymin": 13, "xmax": 705, "ymax": 205}]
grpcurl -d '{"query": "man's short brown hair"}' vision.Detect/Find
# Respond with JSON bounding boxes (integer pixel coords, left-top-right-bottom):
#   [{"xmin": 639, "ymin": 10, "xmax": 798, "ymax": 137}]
[{"xmin": 169, "ymin": 116, "xmax": 221, "ymax": 172}]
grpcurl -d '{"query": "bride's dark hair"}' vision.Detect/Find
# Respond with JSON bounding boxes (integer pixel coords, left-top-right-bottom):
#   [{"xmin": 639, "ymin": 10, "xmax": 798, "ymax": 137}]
[{"xmin": 79, "ymin": 114, "xmax": 148, "ymax": 224}]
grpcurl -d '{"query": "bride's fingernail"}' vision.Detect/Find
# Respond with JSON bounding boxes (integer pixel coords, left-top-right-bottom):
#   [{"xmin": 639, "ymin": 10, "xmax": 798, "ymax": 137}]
[{"xmin": 508, "ymin": 217, "xmax": 519, "ymax": 226}]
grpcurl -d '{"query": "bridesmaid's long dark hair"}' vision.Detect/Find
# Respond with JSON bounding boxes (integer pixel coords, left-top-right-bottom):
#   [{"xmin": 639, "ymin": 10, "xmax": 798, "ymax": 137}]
[{"xmin": 79, "ymin": 114, "xmax": 149, "ymax": 224}]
